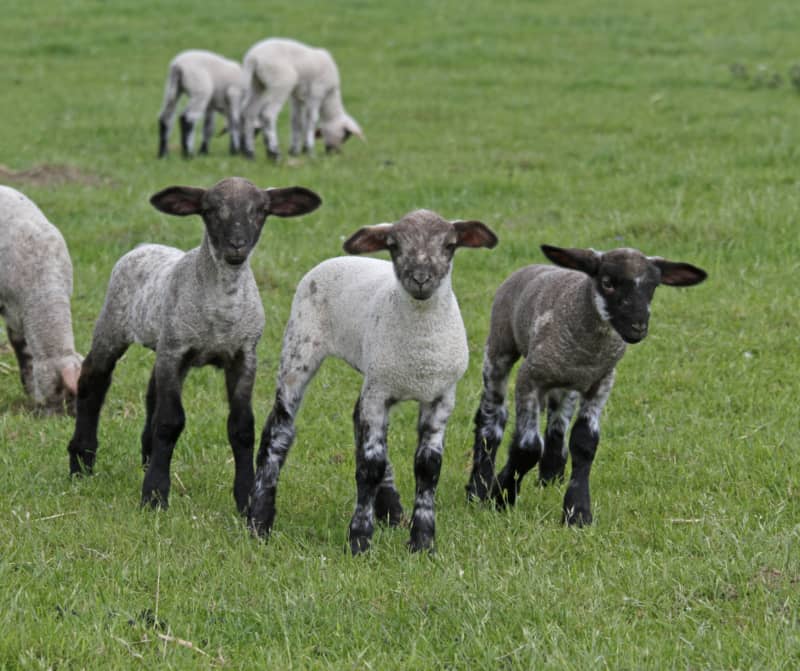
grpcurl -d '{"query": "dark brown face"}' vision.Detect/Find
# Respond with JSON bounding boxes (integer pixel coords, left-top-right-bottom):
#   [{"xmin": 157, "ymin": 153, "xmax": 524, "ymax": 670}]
[
  {"xmin": 149, "ymin": 177, "xmax": 321, "ymax": 267},
  {"xmin": 540, "ymin": 244, "xmax": 707, "ymax": 345},
  {"xmin": 201, "ymin": 179, "xmax": 269, "ymax": 266},
  {"xmin": 593, "ymin": 250, "xmax": 660, "ymax": 344}
]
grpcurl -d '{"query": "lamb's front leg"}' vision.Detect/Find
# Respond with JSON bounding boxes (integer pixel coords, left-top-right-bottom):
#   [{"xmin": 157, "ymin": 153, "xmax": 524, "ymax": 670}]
[
  {"xmin": 6, "ymin": 325, "xmax": 33, "ymax": 395},
  {"xmin": 493, "ymin": 364, "xmax": 544, "ymax": 508},
  {"xmin": 563, "ymin": 371, "xmax": 614, "ymax": 526},
  {"xmin": 349, "ymin": 390, "xmax": 391, "ymax": 555},
  {"xmin": 410, "ymin": 389, "xmax": 455, "ymax": 553},
  {"xmin": 141, "ymin": 355, "xmax": 186, "ymax": 509},
  {"xmin": 225, "ymin": 348, "xmax": 257, "ymax": 515},
  {"xmin": 68, "ymin": 344, "xmax": 127, "ymax": 475}
]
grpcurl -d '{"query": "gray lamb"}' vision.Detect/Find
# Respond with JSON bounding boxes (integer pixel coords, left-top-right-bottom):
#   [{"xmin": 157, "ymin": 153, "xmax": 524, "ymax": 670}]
[
  {"xmin": 466, "ymin": 244, "xmax": 707, "ymax": 525},
  {"xmin": 67, "ymin": 177, "xmax": 321, "ymax": 513}
]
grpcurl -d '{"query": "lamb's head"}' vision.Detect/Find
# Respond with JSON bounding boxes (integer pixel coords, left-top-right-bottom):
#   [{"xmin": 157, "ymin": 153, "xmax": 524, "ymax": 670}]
[
  {"xmin": 344, "ymin": 209, "xmax": 498, "ymax": 300},
  {"xmin": 541, "ymin": 244, "xmax": 707, "ymax": 344},
  {"xmin": 318, "ymin": 113, "xmax": 364, "ymax": 153},
  {"xmin": 149, "ymin": 177, "xmax": 322, "ymax": 266},
  {"xmin": 32, "ymin": 354, "xmax": 82, "ymax": 415}
]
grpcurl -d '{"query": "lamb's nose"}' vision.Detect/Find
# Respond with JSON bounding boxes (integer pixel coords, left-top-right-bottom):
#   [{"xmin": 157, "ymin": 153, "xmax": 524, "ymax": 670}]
[
  {"xmin": 412, "ymin": 270, "xmax": 430, "ymax": 287},
  {"xmin": 631, "ymin": 321, "xmax": 648, "ymax": 336}
]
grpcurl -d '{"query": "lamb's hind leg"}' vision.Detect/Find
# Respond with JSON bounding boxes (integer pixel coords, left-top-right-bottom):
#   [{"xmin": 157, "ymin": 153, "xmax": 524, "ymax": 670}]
[
  {"xmin": 466, "ymin": 351, "xmax": 516, "ymax": 501},
  {"xmin": 409, "ymin": 387, "xmax": 456, "ymax": 553},
  {"xmin": 68, "ymin": 343, "xmax": 128, "ymax": 476},
  {"xmin": 493, "ymin": 361, "xmax": 544, "ymax": 508},
  {"xmin": 539, "ymin": 390, "xmax": 578, "ymax": 485},
  {"xmin": 249, "ymin": 343, "xmax": 325, "ymax": 537},
  {"xmin": 225, "ymin": 347, "xmax": 257, "ymax": 515}
]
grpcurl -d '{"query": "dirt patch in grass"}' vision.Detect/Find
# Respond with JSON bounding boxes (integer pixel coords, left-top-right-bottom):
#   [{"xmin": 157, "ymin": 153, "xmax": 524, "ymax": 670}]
[{"xmin": 0, "ymin": 163, "xmax": 111, "ymax": 187}]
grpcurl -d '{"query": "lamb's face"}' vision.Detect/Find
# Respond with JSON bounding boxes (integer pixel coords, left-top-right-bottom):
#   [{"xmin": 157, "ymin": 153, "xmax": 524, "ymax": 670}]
[
  {"xmin": 592, "ymin": 249, "xmax": 660, "ymax": 344},
  {"xmin": 541, "ymin": 245, "xmax": 707, "ymax": 345},
  {"xmin": 202, "ymin": 179, "xmax": 269, "ymax": 267},
  {"xmin": 343, "ymin": 210, "xmax": 498, "ymax": 301},
  {"xmin": 32, "ymin": 357, "xmax": 80, "ymax": 415},
  {"xmin": 387, "ymin": 214, "xmax": 458, "ymax": 301}
]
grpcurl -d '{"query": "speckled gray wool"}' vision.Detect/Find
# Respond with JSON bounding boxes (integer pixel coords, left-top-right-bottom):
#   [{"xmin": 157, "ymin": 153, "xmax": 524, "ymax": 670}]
[
  {"xmin": 0, "ymin": 185, "xmax": 81, "ymax": 407},
  {"xmin": 488, "ymin": 264, "xmax": 626, "ymax": 394},
  {"xmin": 89, "ymin": 236, "xmax": 265, "ymax": 364}
]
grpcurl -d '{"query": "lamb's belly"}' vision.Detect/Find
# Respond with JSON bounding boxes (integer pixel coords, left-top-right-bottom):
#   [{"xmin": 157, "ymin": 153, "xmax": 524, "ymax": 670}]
[{"xmin": 370, "ymin": 355, "xmax": 467, "ymax": 402}]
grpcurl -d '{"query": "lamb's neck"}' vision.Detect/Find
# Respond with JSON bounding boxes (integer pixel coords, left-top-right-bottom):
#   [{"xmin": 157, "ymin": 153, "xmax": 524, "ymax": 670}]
[
  {"xmin": 22, "ymin": 292, "xmax": 76, "ymax": 359},
  {"xmin": 197, "ymin": 235, "xmax": 251, "ymax": 293},
  {"xmin": 320, "ymin": 88, "xmax": 345, "ymax": 123}
]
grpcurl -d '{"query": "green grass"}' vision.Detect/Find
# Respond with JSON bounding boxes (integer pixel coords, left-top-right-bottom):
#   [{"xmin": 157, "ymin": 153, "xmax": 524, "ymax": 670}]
[{"xmin": 1, "ymin": 0, "xmax": 799, "ymax": 668}]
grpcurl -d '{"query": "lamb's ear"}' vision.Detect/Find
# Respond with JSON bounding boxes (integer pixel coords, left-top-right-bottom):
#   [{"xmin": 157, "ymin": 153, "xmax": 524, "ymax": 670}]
[
  {"xmin": 650, "ymin": 258, "xmax": 708, "ymax": 286},
  {"xmin": 150, "ymin": 186, "xmax": 206, "ymax": 216},
  {"xmin": 541, "ymin": 244, "xmax": 600, "ymax": 276},
  {"xmin": 453, "ymin": 221, "xmax": 498, "ymax": 249},
  {"xmin": 343, "ymin": 223, "xmax": 393, "ymax": 254},
  {"xmin": 265, "ymin": 187, "xmax": 322, "ymax": 217},
  {"xmin": 344, "ymin": 115, "xmax": 365, "ymax": 142},
  {"xmin": 61, "ymin": 362, "xmax": 81, "ymax": 397}
]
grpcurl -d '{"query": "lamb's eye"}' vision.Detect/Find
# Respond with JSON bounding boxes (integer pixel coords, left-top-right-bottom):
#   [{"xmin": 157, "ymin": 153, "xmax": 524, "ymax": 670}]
[
  {"xmin": 600, "ymin": 276, "xmax": 615, "ymax": 293},
  {"xmin": 445, "ymin": 242, "xmax": 457, "ymax": 253}
]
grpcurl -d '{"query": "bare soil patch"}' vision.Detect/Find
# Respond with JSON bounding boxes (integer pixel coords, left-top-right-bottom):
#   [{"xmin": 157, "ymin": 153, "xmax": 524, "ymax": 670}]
[{"xmin": 0, "ymin": 163, "xmax": 111, "ymax": 187}]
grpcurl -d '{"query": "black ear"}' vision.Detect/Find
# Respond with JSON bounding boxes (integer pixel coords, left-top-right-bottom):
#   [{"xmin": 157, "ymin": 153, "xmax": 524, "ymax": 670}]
[
  {"xmin": 651, "ymin": 258, "xmax": 708, "ymax": 286},
  {"xmin": 541, "ymin": 244, "xmax": 600, "ymax": 275},
  {"xmin": 343, "ymin": 223, "xmax": 393, "ymax": 254},
  {"xmin": 150, "ymin": 186, "xmax": 206, "ymax": 216},
  {"xmin": 265, "ymin": 187, "xmax": 322, "ymax": 217},
  {"xmin": 453, "ymin": 221, "xmax": 498, "ymax": 249}
]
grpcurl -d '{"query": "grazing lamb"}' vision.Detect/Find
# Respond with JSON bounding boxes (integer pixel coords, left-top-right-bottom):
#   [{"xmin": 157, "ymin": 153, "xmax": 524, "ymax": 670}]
[
  {"xmin": 249, "ymin": 209, "xmax": 497, "ymax": 554},
  {"xmin": 0, "ymin": 185, "xmax": 82, "ymax": 413},
  {"xmin": 158, "ymin": 50, "xmax": 248, "ymax": 158},
  {"xmin": 67, "ymin": 177, "xmax": 321, "ymax": 513},
  {"xmin": 466, "ymin": 244, "xmax": 707, "ymax": 525},
  {"xmin": 240, "ymin": 37, "xmax": 364, "ymax": 161}
]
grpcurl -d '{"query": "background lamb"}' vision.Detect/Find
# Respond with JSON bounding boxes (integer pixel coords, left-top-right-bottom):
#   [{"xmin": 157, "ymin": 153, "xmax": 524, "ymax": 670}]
[
  {"xmin": 158, "ymin": 49, "xmax": 248, "ymax": 158},
  {"xmin": 67, "ymin": 177, "xmax": 321, "ymax": 513},
  {"xmin": 249, "ymin": 209, "xmax": 497, "ymax": 554},
  {"xmin": 0, "ymin": 185, "xmax": 82, "ymax": 413},
  {"xmin": 466, "ymin": 244, "xmax": 707, "ymax": 525},
  {"xmin": 240, "ymin": 37, "xmax": 364, "ymax": 161}
]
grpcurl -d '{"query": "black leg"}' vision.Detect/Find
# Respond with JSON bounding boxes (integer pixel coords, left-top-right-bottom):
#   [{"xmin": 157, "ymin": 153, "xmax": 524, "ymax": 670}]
[
  {"xmin": 140, "ymin": 369, "xmax": 157, "ymax": 468},
  {"xmin": 466, "ymin": 353, "xmax": 515, "ymax": 501},
  {"xmin": 224, "ymin": 349, "xmax": 256, "ymax": 515},
  {"xmin": 409, "ymin": 391, "xmax": 454, "ymax": 553},
  {"xmin": 7, "ymin": 326, "xmax": 33, "ymax": 395},
  {"xmin": 158, "ymin": 119, "xmax": 168, "ymax": 157},
  {"xmin": 140, "ymin": 358, "xmax": 186, "ymax": 509},
  {"xmin": 492, "ymin": 370, "xmax": 543, "ymax": 508},
  {"xmin": 374, "ymin": 462, "xmax": 403, "ymax": 526},
  {"xmin": 249, "ymin": 391, "xmax": 299, "ymax": 536},
  {"xmin": 562, "ymin": 417, "xmax": 599, "ymax": 526},
  {"xmin": 348, "ymin": 394, "xmax": 390, "ymax": 555},
  {"xmin": 539, "ymin": 391, "xmax": 577, "ymax": 485},
  {"xmin": 67, "ymin": 346, "xmax": 126, "ymax": 476},
  {"xmin": 179, "ymin": 114, "xmax": 193, "ymax": 158}
]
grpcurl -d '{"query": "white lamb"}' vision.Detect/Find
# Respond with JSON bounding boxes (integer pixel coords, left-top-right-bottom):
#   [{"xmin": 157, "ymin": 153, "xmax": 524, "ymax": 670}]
[
  {"xmin": 0, "ymin": 185, "xmax": 82, "ymax": 413},
  {"xmin": 241, "ymin": 37, "xmax": 364, "ymax": 160},
  {"xmin": 157, "ymin": 49, "xmax": 247, "ymax": 158},
  {"xmin": 248, "ymin": 209, "xmax": 497, "ymax": 554}
]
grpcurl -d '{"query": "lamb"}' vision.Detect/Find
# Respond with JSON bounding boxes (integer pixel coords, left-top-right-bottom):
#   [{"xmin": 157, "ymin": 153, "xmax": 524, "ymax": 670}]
[
  {"xmin": 158, "ymin": 50, "xmax": 248, "ymax": 158},
  {"xmin": 240, "ymin": 37, "xmax": 364, "ymax": 161},
  {"xmin": 0, "ymin": 185, "xmax": 82, "ymax": 413},
  {"xmin": 67, "ymin": 177, "xmax": 321, "ymax": 513},
  {"xmin": 248, "ymin": 209, "xmax": 497, "ymax": 554},
  {"xmin": 466, "ymin": 244, "xmax": 707, "ymax": 525}
]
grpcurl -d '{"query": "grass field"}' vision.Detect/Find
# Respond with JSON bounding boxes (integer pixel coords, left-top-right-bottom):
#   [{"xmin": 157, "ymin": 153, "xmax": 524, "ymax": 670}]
[{"xmin": 1, "ymin": 0, "xmax": 799, "ymax": 668}]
